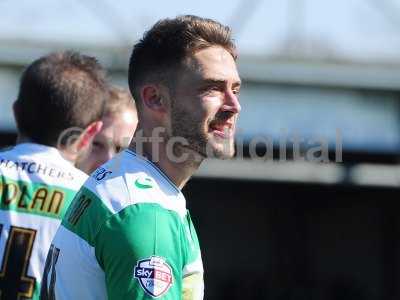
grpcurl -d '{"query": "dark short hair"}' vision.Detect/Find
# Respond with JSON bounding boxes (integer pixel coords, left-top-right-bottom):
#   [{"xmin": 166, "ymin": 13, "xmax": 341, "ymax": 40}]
[
  {"xmin": 104, "ymin": 86, "xmax": 136, "ymax": 118},
  {"xmin": 128, "ymin": 15, "xmax": 236, "ymax": 106},
  {"xmin": 14, "ymin": 51, "xmax": 108, "ymax": 146}
]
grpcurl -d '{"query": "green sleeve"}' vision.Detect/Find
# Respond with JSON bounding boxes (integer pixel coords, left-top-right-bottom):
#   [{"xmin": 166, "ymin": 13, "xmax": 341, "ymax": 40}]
[{"xmin": 94, "ymin": 203, "xmax": 187, "ymax": 299}]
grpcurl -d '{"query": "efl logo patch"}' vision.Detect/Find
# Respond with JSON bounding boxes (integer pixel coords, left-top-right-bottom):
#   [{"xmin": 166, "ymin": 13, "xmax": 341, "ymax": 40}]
[{"xmin": 134, "ymin": 256, "xmax": 173, "ymax": 298}]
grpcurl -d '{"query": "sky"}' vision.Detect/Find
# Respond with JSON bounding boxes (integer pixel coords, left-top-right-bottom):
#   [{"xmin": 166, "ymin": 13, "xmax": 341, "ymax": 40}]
[
  {"xmin": 1, "ymin": 0, "xmax": 400, "ymax": 62},
  {"xmin": 0, "ymin": 0, "xmax": 399, "ymax": 152}
]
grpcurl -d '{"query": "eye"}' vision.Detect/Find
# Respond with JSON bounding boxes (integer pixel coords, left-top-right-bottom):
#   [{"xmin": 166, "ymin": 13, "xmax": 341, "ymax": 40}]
[
  {"xmin": 232, "ymin": 88, "xmax": 240, "ymax": 95},
  {"xmin": 201, "ymin": 85, "xmax": 223, "ymax": 94}
]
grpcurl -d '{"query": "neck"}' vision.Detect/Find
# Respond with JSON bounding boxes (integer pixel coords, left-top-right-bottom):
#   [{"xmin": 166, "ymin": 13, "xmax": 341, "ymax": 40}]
[
  {"xmin": 129, "ymin": 128, "xmax": 203, "ymax": 189},
  {"xmin": 16, "ymin": 134, "xmax": 77, "ymax": 164}
]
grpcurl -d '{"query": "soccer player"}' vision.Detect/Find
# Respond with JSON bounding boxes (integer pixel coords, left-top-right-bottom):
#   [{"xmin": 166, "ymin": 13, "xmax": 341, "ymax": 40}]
[
  {"xmin": 42, "ymin": 15, "xmax": 241, "ymax": 300},
  {"xmin": 0, "ymin": 51, "xmax": 108, "ymax": 299},
  {"xmin": 76, "ymin": 86, "xmax": 138, "ymax": 174}
]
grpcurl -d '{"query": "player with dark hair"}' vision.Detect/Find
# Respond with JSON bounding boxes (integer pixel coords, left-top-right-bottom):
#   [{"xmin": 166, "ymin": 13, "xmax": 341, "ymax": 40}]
[
  {"xmin": 76, "ymin": 86, "xmax": 138, "ymax": 174},
  {"xmin": 43, "ymin": 15, "xmax": 241, "ymax": 300},
  {"xmin": 0, "ymin": 51, "xmax": 108, "ymax": 299}
]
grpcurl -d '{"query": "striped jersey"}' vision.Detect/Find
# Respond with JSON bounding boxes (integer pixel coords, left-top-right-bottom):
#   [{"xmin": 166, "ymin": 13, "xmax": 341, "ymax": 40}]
[
  {"xmin": 0, "ymin": 143, "xmax": 87, "ymax": 299},
  {"xmin": 42, "ymin": 149, "xmax": 204, "ymax": 299}
]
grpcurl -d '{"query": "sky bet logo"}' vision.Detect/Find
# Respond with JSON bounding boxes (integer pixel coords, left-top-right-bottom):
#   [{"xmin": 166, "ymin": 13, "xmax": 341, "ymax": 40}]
[{"xmin": 134, "ymin": 256, "xmax": 173, "ymax": 298}]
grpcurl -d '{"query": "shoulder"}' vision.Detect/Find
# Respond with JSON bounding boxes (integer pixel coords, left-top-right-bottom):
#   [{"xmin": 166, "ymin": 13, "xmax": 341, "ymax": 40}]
[
  {"xmin": 64, "ymin": 164, "xmax": 88, "ymax": 190},
  {"xmin": 95, "ymin": 203, "xmax": 184, "ymax": 265},
  {"xmin": 62, "ymin": 151, "xmax": 187, "ymax": 241},
  {"xmin": 0, "ymin": 145, "xmax": 15, "ymax": 154},
  {"xmin": 0, "ymin": 145, "xmax": 17, "ymax": 162},
  {"xmin": 63, "ymin": 186, "xmax": 184, "ymax": 248},
  {"xmin": 83, "ymin": 151, "xmax": 185, "ymax": 216},
  {"xmin": 0, "ymin": 144, "xmax": 88, "ymax": 187}
]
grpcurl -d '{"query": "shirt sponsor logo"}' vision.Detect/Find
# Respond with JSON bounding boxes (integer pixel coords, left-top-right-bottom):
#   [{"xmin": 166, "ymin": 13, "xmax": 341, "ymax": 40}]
[
  {"xmin": 134, "ymin": 256, "xmax": 173, "ymax": 298},
  {"xmin": 0, "ymin": 178, "xmax": 68, "ymax": 218},
  {"xmin": 0, "ymin": 158, "xmax": 74, "ymax": 180},
  {"xmin": 134, "ymin": 177, "xmax": 154, "ymax": 189}
]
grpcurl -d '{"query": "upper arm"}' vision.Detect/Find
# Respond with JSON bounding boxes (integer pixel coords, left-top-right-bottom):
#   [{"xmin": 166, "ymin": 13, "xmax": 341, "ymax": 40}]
[{"xmin": 95, "ymin": 203, "xmax": 185, "ymax": 300}]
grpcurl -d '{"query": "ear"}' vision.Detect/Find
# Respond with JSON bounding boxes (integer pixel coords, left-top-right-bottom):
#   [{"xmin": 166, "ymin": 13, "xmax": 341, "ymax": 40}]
[
  {"xmin": 140, "ymin": 84, "xmax": 168, "ymax": 113},
  {"xmin": 76, "ymin": 121, "xmax": 103, "ymax": 152}
]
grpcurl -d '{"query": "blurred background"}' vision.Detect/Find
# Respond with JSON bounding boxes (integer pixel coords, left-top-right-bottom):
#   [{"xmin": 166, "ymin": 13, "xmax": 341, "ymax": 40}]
[{"xmin": 0, "ymin": 0, "xmax": 399, "ymax": 299}]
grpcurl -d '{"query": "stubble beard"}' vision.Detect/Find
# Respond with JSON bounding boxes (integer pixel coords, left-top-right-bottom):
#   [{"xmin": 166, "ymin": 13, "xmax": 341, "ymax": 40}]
[{"xmin": 170, "ymin": 105, "xmax": 235, "ymax": 161}]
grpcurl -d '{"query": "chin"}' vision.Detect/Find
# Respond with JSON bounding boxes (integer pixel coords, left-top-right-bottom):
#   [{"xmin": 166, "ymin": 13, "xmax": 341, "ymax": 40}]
[
  {"xmin": 212, "ymin": 151, "xmax": 234, "ymax": 159},
  {"xmin": 207, "ymin": 138, "xmax": 235, "ymax": 159}
]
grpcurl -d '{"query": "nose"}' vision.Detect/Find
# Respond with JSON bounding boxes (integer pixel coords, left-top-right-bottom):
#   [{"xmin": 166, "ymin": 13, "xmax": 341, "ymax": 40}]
[{"xmin": 222, "ymin": 89, "xmax": 241, "ymax": 114}]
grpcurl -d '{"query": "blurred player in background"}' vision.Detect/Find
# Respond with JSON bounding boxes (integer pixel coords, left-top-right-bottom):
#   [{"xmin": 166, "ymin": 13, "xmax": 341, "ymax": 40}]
[
  {"xmin": 42, "ymin": 15, "xmax": 241, "ymax": 300},
  {"xmin": 0, "ymin": 51, "xmax": 108, "ymax": 299},
  {"xmin": 76, "ymin": 86, "xmax": 138, "ymax": 174}
]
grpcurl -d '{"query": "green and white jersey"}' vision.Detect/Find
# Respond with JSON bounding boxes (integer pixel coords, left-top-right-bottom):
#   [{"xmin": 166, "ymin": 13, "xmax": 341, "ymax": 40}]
[
  {"xmin": 42, "ymin": 150, "xmax": 204, "ymax": 300},
  {"xmin": 0, "ymin": 143, "xmax": 88, "ymax": 299}
]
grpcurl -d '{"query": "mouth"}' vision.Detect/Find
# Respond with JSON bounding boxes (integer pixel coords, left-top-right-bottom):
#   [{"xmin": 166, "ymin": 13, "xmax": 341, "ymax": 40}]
[{"xmin": 208, "ymin": 120, "xmax": 234, "ymax": 139}]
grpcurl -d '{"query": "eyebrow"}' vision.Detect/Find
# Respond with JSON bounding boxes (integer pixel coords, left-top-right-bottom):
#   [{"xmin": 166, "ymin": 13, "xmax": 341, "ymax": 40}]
[{"xmin": 201, "ymin": 78, "xmax": 242, "ymax": 87}]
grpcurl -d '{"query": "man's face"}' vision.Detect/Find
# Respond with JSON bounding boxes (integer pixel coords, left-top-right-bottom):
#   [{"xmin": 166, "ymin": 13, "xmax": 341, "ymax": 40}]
[
  {"xmin": 169, "ymin": 46, "xmax": 241, "ymax": 159},
  {"xmin": 77, "ymin": 109, "xmax": 138, "ymax": 174}
]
